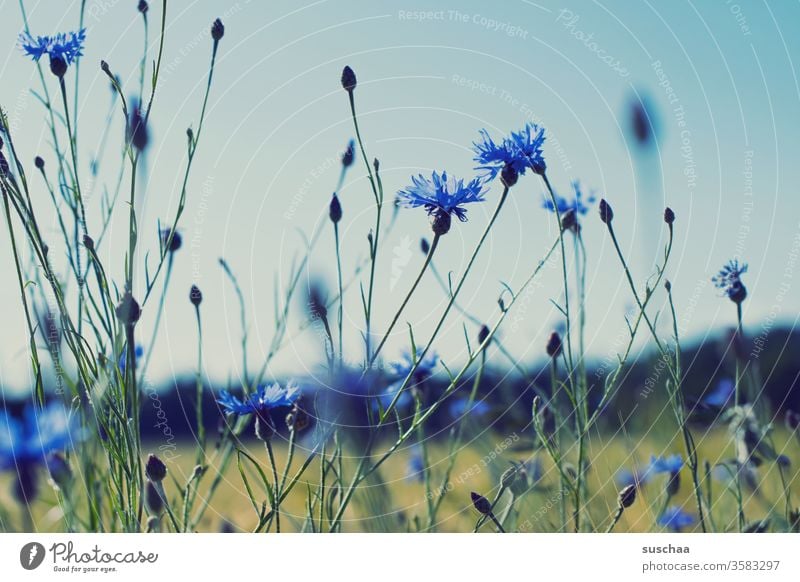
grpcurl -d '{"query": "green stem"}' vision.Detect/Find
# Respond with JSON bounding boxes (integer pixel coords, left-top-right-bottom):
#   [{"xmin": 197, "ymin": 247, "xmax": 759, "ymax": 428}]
[
  {"xmin": 370, "ymin": 232, "xmax": 440, "ymax": 364},
  {"xmin": 334, "ymin": 222, "xmax": 344, "ymax": 367},
  {"xmin": 265, "ymin": 441, "xmax": 281, "ymax": 533},
  {"xmin": 194, "ymin": 303, "xmax": 205, "ymax": 464}
]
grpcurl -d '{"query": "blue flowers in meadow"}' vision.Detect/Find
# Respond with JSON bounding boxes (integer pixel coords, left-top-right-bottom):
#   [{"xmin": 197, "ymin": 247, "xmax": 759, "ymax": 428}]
[
  {"xmin": 378, "ymin": 348, "xmax": 438, "ymax": 409},
  {"xmin": 658, "ymin": 506, "xmax": 696, "ymax": 531},
  {"xmin": 397, "ymin": 171, "xmax": 486, "ymax": 227},
  {"xmin": 0, "ymin": 403, "xmax": 75, "ymax": 469},
  {"xmin": 701, "ymin": 378, "xmax": 734, "ymax": 408},
  {"xmin": 712, "ymin": 259, "xmax": 748, "ymax": 303},
  {"xmin": 649, "ymin": 454, "xmax": 684, "ymax": 476},
  {"xmin": 473, "ymin": 122, "xmax": 547, "ymax": 180},
  {"xmin": 118, "ymin": 344, "xmax": 144, "ymax": 374},
  {"xmin": 217, "ymin": 382, "xmax": 300, "ymax": 416},
  {"xmin": 617, "ymin": 454, "xmax": 683, "ymax": 489},
  {"xmin": 448, "ymin": 397, "xmax": 490, "ymax": 419},
  {"xmin": 3, "ymin": 15, "xmax": 793, "ymax": 534},
  {"xmin": 18, "ymin": 29, "xmax": 86, "ymax": 65},
  {"xmin": 542, "ymin": 181, "xmax": 596, "ymax": 215}
]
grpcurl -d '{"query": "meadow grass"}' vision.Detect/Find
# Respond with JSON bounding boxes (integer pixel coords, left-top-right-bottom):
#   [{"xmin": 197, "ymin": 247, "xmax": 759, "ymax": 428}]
[
  {"xmin": 3, "ymin": 429, "xmax": 797, "ymax": 533},
  {"xmin": 1, "ymin": 2, "xmax": 798, "ymax": 534}
]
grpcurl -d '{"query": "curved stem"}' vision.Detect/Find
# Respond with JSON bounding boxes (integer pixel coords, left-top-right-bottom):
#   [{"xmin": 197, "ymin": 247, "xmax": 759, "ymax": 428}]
[
  {"xmin": 140, "ymin": 253, "xmax": 174, "ymax": 379},
  {"xmin": 328, "ymin": 228, "xmax": 554, "ymax": 532},
  {"xmin": 334, "ymin": 222, "xmax": 344, "ymax": 368},
  {"xmin": 194, "ymin": 303, "xmax": 205, "ymax": 464},
  {"xmin": 541, "ymin": 173, "xmax": 575, "ymax": 386},
  {"xmin": 346, "ymin": 90, "xmax": 381, "ymax": 362},
  {"xmin": 377, "ymin": 186, "xmax": 509, "ymax": 419}
]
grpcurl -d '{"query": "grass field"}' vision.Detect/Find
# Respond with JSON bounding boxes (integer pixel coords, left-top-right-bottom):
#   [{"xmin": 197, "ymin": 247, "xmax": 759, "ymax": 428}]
[{"xmin": 4, "ymin": 427, "xmax": 796, "ymax": 533}]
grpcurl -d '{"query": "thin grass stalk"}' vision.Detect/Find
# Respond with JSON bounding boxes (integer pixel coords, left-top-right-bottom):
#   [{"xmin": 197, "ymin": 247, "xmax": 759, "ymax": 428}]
[{"xmin": 329, "ymin": 233, "xmax": 557, "ymax": 530}]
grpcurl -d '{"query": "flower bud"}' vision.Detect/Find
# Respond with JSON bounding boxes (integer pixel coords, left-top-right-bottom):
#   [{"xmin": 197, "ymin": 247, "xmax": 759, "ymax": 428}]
[
  {"xmin": 115, "ymin": 292, "xmax": 141, "ymax": 326},
  {"xmin": 83, "ymin": 234, "xmax": 95, "ymax": 251},
  {"xmin": 430, "ymin": 208, "xmax": 451, "ymax": 236},
  {"xmin": 341, "ymin": 66, "xmax": 357, "ymax": 92},
  {"xmin": 145, "ymin": 454, "xmax": 167, "ymax": 482},
  {"xmin": 546, "ymin": 331, "xmax": 562, "ymax": 358},
  {"xmin": 341, "ymin": 140, "xmax": 354, "ymax": 167},
  {"xmin": 420, "ymin": 237, "xmax": 430, "ymax": 255},
  {"xmin": 478, "ymin": 324, "xmax": 490, "ymax": 345},
  {"xmin": 599, "ymin": 199, "xmax": 614, "ymax": 224},
  {"xmin": 619, "ymin": 484, "xmax": 636, "ymax": 508},
  {"xmin": 329, "ymin": 193, "xmax": 342, "ymax": 224},
  {"xmin": 190, "ymin": 284, "xmax": 203, "ymax": 307},
  {"xmin": 128, "ymin": 104, "xmax": 149, "ymax": 151},
  {"xmin": 159, "ymin": 229, "xmax": 181, "ymax": 253},
  {"xmin": 664, "ymin": 207, "xmax": 675, "ymax": 225},
  {"xmin": 728, "ymin": 280, "xmax": 747, "ymax": 304},
  {"xmin": 470, "ymin": 491, "xmax": 492, "ymax": 515},
  {"xmin": 138, "ymin": 0, "xmax": 149, "ymax": 14},
  {"xmin": 500, "ymin": 164, "xmax": 518, "ymax": 187},
  {"xmin": 50, "ymin": 56, "xmax": 67, "ymax": 78},
  {"xmin": 561, "ymin": 209, "xmax": 578, "ymax": 232},
  {"xmin": 211, "ymin": 18, "xmax": 225, "ymax": 41},
  {"xmin": 34, "ymin": 156, "xmax": 45, "ymax": 170}
]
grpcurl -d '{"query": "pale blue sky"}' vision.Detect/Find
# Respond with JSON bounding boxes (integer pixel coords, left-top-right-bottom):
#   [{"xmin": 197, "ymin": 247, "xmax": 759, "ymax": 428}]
[{"xmin": 1, "ymin": 0, "xmax": 799, "ymax": 392}]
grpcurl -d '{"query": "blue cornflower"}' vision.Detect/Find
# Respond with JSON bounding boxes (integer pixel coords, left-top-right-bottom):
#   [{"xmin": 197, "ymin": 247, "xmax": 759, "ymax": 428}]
[
  {"xmin": 658, "ymin": 506, "xmax": 696, "ymax": 531},
  {"xmin": 701, "ymin": 379, "xmax": 734, "ymax": 408},
  {"xmin": 118, "ymin": 344, "xmax": 144, "ymax": 374},
  {"xmin": 397, "ymin": 171, "xmax": 485, "ymax": 234},
  {"xmin": 217, "ymin": 381, "xmax": 300, "ymax": 416},
  {"xmin": 18, "ymin": 29, "xmax": 86, "ymax": 66},
  {"xmin": 0, "ymin": 402, "xmax": 77, "ymax": 470},
  {"xmin": 648, "ymin": 455, "xmax": 683, "ymax": 495},
  {"xmin": 389, "ymin": 348, "xmax": 438, "ymax": 382},
  {"xmin": 448, "ymin": 397, "xmax": 490, "ymax": 419},
  {"xmin": 542, "ymin": 181, "xmax": 596, "ymax": 216},
  {"xmin": 473, "ymin": 122, "xmax": 547, "ymax": 181},
  {"xmin": 378, "ymin": 349, "xmax": 438, "ymax": 410},
  {"xmin": 648, "ymin": 454, "xmax": 683, "ymax": 475},
  {"xmin": 1, "ymin": 402, "xmax": 78, "ymax": 500},
  {"xmin": 615, "ymin": 467, "xmax": 651, "ymax": 489},
  {"xmin": 712, "ymin": 259, "xmax": 748, "ymax": 304}
]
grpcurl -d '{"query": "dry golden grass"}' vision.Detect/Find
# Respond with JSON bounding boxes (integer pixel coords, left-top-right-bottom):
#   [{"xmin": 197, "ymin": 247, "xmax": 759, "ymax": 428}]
[{"xmin": 2, "ymin": 427, "xmax": 797, "ymax": 532}]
